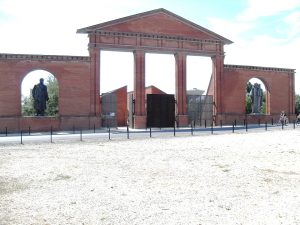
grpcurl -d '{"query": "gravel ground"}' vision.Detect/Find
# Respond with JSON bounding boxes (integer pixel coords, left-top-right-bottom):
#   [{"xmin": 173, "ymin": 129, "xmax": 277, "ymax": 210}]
[{"xmin": 0, "ymin": 130, "xmax": 300, "ymax": 225}]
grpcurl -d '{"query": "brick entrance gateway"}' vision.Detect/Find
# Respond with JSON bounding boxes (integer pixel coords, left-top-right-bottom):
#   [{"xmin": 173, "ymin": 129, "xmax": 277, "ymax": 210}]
[{"xmin": 0, "ymin": 9, "xmax": 295, "ymax": 131}]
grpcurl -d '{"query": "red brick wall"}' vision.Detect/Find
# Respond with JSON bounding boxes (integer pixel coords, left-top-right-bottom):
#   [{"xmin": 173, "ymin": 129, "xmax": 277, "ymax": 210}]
[
  {"xmin": 0, "ymin": 54, "xmax": 100, "ymax": 131},
  {"xmin": 221, "ymin": 65, "xmax": 295, "ymax": 122},
  {"xmin": 0, "ymin": 55, "xmax": 91, "ymax": 117},
  {"xmin": 115, "ymin": 86, "xmax": 128, "ymax": 126}
]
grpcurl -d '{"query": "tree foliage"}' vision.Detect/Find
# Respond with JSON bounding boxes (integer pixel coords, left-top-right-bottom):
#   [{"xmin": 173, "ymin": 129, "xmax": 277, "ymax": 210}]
[
  {"xmin": 296, "ymin": 94, "xmax": 300, "ymax": 115},
  {"xmin": 22, "ymin": 76, "xmax": 59, "ymax": 116}
]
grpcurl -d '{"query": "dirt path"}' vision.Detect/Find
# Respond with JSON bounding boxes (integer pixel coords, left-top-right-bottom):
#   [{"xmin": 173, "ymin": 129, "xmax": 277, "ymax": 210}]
[{"xmin": 0, "ymin": 130, "xmax": 300, "ymax": 225}]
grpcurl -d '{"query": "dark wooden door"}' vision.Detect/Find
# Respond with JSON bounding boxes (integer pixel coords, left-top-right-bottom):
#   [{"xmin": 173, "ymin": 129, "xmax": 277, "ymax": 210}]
[{"xmin": 147, "ymin": 94, "xmax": 175, "ymax": 127}]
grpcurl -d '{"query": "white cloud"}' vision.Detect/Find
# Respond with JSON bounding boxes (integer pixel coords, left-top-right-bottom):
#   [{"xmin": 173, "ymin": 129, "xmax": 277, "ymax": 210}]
[
  {"xmin": 0, "ymin": 0, "xmax": 147, "ymax": 55},
  {"xmin": 206, "ymin": 17, "xmax": 253, "ymax": 42},
  {"xmin": 284, "ymin": 11, "xmax": 300, "ymax": 39},
  {"xmin": 1, "ymin": 0, "xmax": 299, "ymax": 95},
  {"xmin": 237, "ymin": 0, "xmax": 300, "ymax": 21}
]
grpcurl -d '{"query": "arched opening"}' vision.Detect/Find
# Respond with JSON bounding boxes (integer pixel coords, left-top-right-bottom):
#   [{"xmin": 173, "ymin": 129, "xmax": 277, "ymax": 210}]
[
  {"xmin": 245, "ymin": 77, "xmax": 269, "ymax": 115},
  {"xmin": 100, "ymin": 50, "xmax": 133, "ymax": 127},
  {"xmin": 21, "ymin": 70, "xmax": 59, "ymax": 116},
  {"xmin": 100, "ymin": 50, "xmax": 133, "ymax": 94},
  {"xmin": 145, "ymin": 53, "xmax": 175, "ymax": 94},
  {"xmin": 186, "ymin": 56, "xmax": 212, "ymax": 126},
  {"xmin": 187, "ymin": 56, "xmax": 212, "ymax": 95}
]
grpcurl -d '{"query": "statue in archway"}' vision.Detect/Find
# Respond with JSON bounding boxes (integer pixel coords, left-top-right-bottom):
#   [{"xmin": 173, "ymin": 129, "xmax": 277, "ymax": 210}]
[
  {"xmin": 250, "ymin": 83, "xmax": 263, "ymax": 114},
  {"xmin": 32, "ymin": 78, "xmax": 49, "ymax": 116}
]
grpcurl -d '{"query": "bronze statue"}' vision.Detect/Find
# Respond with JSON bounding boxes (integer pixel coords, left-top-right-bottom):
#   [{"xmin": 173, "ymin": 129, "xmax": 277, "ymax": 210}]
[
  {"xmin": 250, "ymin": 83, "xmax": 263, "ymax": 114},
  {"xmin": 32, "ymin": 78, "xmax": 49, "ymax": 116}
]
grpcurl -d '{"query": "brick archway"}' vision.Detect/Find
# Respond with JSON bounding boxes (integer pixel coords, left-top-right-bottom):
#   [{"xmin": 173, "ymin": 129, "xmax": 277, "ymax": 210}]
[
  {"xmin": 77, "ymin": 8, "xmax": 233, "ymax": 128},
  {"xmin": 0, "ymin": 8, "xmax": 295, "ymax": 131},
  {"xmin": 221, "ymin": 65, "xmax": 295, "ymax": 124}
]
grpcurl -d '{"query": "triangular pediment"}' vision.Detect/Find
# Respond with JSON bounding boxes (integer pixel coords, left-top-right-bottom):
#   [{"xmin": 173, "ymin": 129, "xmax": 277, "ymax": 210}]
[{"xmin": 77, "ymin": 8, "xmax": 233, "ymax": 44}]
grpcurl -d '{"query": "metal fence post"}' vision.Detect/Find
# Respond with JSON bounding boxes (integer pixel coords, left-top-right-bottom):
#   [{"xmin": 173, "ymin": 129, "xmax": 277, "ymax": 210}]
[
  {"xmin": 20, "ymin": 131, "xmax": 23, "ymax": 144},
  {"xmin": 191, "ymin": 123, "xmax": 193, "ymax": 136},
  {"xmin": 173, "ymin": 122, "xmax": 176, "ymax": 136},
  {"xmin": 232, "ymin": 122, "xmax": 235, "ymax": 133},
  {"xmin": 150, "ymin": 127, "xmax": 152, "ymax": 138},
  {"xmin": 265, "ymin": 121, "xmax": 267, "ymax": 131},
  {"xmin": 80, "ymin": 129, "xmax": 82, "ymax": 141},
  {"xmin": 294, "ymin": 120, "xmax": 296, "ymax": 129},
  {"xmin": 211, "ymin": 123, "xmax": 213, "ymax": 134},
  {"xmin": 127, "ymin": 125, "xmax": 129, "ymax": 139},
  {"xmin": 108, "ymin": 127, "xmax": 111, "ymax": 140},
  {"xmin": 50, "ymin": 126, "xmax": 53, "ymax": 143}
]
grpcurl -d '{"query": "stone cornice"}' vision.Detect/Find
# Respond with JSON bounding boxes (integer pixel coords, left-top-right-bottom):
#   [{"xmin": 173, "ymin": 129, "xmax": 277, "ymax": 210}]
[
  {"xmin": 91, "ymin": 30, "xmax": 223, "ymax": 44},
  {"xmin": 224, "ymin": 64, "xmax": 295, "ymax": 73},
  {"xmin": 0, "ymin": 53, "xmax": 90, "ymax": 62},
  {"xmin": 88, "ymin": 30, "xmax": 223, "ymax": 56}
]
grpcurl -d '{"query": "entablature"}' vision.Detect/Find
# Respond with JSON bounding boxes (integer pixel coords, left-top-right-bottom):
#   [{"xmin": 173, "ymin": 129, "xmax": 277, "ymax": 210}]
[{"xmin": 88, "ymin": 31, "xmax": 224, "ymax": 55}]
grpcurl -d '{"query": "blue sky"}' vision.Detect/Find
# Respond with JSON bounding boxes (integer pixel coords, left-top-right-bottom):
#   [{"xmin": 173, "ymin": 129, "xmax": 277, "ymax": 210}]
[{"xmin": 0, "ymin": 0, "xmax": 299, "ymax": 94}]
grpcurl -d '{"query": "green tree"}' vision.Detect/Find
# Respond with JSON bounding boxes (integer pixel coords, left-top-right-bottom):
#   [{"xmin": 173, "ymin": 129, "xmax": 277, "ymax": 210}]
[
  {"xmin": 295, "ymin": 94, "xmax": 300, "ymax": 115},
  {"xmin": 22, "ymin": 95, "xmax": 35, "ymax": 116},
  {"xmin": 246, "ymin": 82, "xmax": 253, "ymax": 94},
  {"xmin": 45, "ymin": 76, "xmax": 59, "ymax": 116},
  {"xmin": 22, "ymin": 76, "xmax": 59, "ymax": 116},
  {"xmin": 245, "ymin": 82, "xmax": 252, "ymax": 114}
]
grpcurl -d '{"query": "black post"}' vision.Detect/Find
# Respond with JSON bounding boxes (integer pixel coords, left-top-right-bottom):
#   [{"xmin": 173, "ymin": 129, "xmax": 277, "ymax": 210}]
[
  {"xmin": 28, "ymin": 126, "xmax": 31, "ymax": 136},
  {"xmin": 193, "ymin": 120, "xmax": 196, "ymax": 128},
  {"xmin": 232, "ymin": 122, "xmax": 235, "ymax": 133},
  {"xmin": 5, "ymin": 127, "xmax": 7, "ymax": 136},
  {"xmin": 211, "ymin": 123, "xmax": 214, "ymax": 134},
  {"xmin": 108, "ymin": 127, "xmax": 111, "ymax": 140},
  {"xmin": 93, "ymin": 124, "xmax": 96, "ymax": 133},
  {"xmin": 205, "ymin": 120, "xmax": 207, "ymax": 128},
  {"xmin": 20, "ymin": 130, "xmax": 23, "ymax": 144},
  {"xmin": 293, "ymin": 120, "xmax": 296, "ymax": 129},
  {"xmin": 234, "ymin": 120, "xmax": 237, "ymax": 127},
  {"xmin": 258, "ymin": 119, "xmax": 261, "ymax": 126},
  {"xmin": 265, "ymin": 121, "xmax": 267, "ymax": 131},
  {"xmin": 281, "ymin": 120, "xmax": 284, "ymax": 130},
  {"xmin": 173, "ymin": 122, "xmax": 176, "ymax": 136},
  {"xmin": 127, "ymin": 125, "xmax": 129, "ymax": 139},
  {"xmin": 271, "ymin": 118, "xmax": 274, "ymax": 125},
  {"xmin": 191, "ymin": 123, "xmax": 193, "ymax": 136},
  {"xmin": 150, "ymin": 127, "xmax": 152, "ymax": 138},
  {"xmin": 50, "ymin": 126, "xmax": 53, "ymax": 143},
  {"xmin": 80, "ymin": 129, "xmax": 82, "ymax": 141},
  {"xmin": 243, "ymin": 119, "xmax": 246, "ymax": 127},
  {"xmin": 246, "ymin": 121, "xmax": 248, "ymax": 132}
]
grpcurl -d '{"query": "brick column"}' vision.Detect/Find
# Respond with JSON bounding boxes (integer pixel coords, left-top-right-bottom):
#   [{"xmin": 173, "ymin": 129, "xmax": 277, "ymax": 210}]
[
  {"xmin": 289, "ymin": 71, "xmax": 295, "ymax": 115},
  {"xmin": 175, "ymin": 52, "xmax": 188, "ymax": 127},
  {"xmin": 133, "ymin": 50, "xmax": 146, "ymax": 128},
  {"xmin": 89, "ymin": 47, "xmax": 101, "ymax": 116},
  {"xmin": 211, "ymin": 54, "xmax": 224, "ymax": 116}
]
